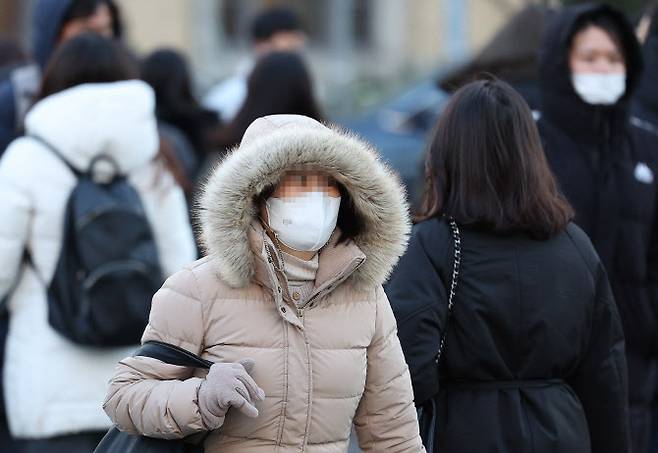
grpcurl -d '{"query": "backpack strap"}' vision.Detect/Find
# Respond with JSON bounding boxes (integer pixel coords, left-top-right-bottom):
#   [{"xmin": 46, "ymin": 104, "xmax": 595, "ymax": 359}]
[
  {"xmin": 134, "ymin": 341, "xmax": 213, "ymax": 370},
  {"xmin": 28, "ymin": 135, "xmax": 83, "ymax": 178}
]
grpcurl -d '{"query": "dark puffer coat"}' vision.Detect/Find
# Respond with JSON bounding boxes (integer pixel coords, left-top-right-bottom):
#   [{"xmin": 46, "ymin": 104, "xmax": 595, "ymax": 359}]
[
  {"xmin": 387, "ymin": 218, "xmax": 629, "ymax": 452},
  {"xmin": 536, "ymin": 5, "xmax": 658, "ymax": 449}
]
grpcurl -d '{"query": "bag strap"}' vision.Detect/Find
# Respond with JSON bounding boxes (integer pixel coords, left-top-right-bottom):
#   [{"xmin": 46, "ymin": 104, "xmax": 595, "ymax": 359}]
[
  {"xmin": 134, "ymin": 340, "xmax": 213, "ymax": 370},
  {"xmin": 435, "ymin": 218, "xmax": 462, "ymax": 367},
  {"xmin": 28, "ymin": 135, "xmax": 83, "ymax": 178}
]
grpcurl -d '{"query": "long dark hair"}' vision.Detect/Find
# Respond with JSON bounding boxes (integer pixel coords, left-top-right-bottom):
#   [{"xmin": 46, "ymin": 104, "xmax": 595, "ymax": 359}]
[
  {"xmin": 38, "ymin": 32, "xmax": 137, "ymax": 100},
  {"xmin": 141, "ymin": 48, "xmax": 218, "ymax": 154},
  {"xmin": 37, "ymin": 33, "xmax": 190, "ymax": 190},
  {"xmin": 418, "ymin": 78, "xmax": 573, "ymax": 239},
  {"xmin": 218, "ymin": 52, "xmax": 323, "ymax": 149}
]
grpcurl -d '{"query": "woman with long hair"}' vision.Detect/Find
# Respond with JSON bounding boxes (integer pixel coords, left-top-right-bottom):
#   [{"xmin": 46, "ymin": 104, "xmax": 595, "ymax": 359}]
[
  {"xmin": 387, "ymin": 78, "xmax": 629, "ymax": 452},
  {"xmin": 216, "ymin": 52, "xmax": 323, "ymax": 150},
  {"xmin": 141, "ymin": 49, "xmax": 219, "ymax": 170}
]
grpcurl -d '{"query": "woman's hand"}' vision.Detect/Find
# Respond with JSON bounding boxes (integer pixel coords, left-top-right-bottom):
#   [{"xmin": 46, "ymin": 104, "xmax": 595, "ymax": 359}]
[{"xmin": 197, "ymin": 358, "xmax": 266, "ymax": 430}]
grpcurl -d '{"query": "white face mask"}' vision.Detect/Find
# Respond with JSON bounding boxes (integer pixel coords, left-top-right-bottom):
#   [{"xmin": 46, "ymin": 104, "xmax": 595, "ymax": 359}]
[
  {"xmin": 571, "ymin": 73, "xmax": 626, "ymax": 105},
  {"xmin": 265, "ymin": 191, "xmax": 341, "ymax": 252}
]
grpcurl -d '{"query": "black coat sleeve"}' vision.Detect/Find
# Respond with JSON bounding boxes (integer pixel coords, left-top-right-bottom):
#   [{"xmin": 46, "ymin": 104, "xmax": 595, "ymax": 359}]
[
  {"xmin": 647, "ymin": 169, "xmax": 658, "ymax": 355},
  {"xmin": 386, "ymin": 221, "xmax": 450, "ymax": 405},
  {"xmin": 567, "ymin": 263, "xmax": 630, "ymax": 453}
]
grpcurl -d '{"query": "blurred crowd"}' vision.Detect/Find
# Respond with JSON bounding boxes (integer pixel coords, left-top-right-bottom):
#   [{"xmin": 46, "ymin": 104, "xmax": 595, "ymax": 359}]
[{"xmin": 2, "ymin": 0, "xmax": 658, "ymax": 452}]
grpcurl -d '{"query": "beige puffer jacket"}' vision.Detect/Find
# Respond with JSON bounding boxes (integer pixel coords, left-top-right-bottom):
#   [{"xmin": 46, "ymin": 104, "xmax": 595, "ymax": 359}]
[{"xmin": 103, "ymin": 115, "xmax": 424, "ymax": 452}]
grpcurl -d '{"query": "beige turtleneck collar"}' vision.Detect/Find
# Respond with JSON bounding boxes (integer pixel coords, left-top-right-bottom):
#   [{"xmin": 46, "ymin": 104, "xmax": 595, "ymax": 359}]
[{"xmin": 282, "ymin": 251, "xmax": 318, "ymax": 307}]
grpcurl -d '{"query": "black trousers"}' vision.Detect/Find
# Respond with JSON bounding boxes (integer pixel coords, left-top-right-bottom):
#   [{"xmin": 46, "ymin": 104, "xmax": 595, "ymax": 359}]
[
  {"xmin": 629, "ymin": 350, "xmax": 657, "ymax": 453},
  {"xmin": 0, "ymin": 413, "xmax": 21, "ymax": 453}
]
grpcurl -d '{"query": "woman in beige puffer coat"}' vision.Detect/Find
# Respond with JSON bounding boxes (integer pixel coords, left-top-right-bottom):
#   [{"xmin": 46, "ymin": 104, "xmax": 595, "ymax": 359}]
[{"xmin": 103, "ymin": 114, "xmax": 424, "ymax": 452}]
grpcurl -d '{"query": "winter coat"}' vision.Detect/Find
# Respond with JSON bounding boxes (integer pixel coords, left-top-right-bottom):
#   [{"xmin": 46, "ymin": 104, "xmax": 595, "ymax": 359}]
[
  {"xmin": 0, "ymin": 80, "xmax": 196, "ymax": 438},
  {"xmin": 634, "ymin": 30, "xmax": 658, "ymax": 132},
  {"xmin": 387, "ymin": 218, "xmax": 629, "ymax": 453},
  {"xmin": 103, "ymin": 114, "xmax": 425, "ymax": 453},
  {"xmin": 536, "ymin": 4, "xmax": 658, "ymax": 414},
  {"xmin": 0, "ymin": 0, "xmax": 77, "ymax": 156}
]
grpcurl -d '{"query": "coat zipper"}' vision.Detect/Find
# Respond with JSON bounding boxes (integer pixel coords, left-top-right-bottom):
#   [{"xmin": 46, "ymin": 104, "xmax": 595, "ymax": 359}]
[
  {"xmin": 275, "ymin": 318, "xmax": 290, "ymax": 446},
  {"xmin": 300, "ymin": 312, "xmax": 313, "ymax": 451},
  {"xmin": 300, "ymin": 258, "xmax": 364, "ymax": 310}
]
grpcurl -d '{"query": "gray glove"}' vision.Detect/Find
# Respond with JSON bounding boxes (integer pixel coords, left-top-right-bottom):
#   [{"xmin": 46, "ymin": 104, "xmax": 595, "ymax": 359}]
[{"xmin": 197, "ymin": 358, "xmax": 266, "ymax": 430}]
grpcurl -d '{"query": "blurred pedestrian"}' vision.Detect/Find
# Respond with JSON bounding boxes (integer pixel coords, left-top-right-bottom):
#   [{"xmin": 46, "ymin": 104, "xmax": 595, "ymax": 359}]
[
  {"xmin": 635, "ymin": 2, "xmax": 658, "ymax": 128},
  {"xmin": 536, "ymin": 4, "xmax": 658, "ymax": 452},
  {"xmin": 387, "ymin": 78, "xmax": 629, "ymax": 452},
  {"xmin": 0, "ymin": 33, "xmax": 195, "ymax": 452},
  {"xmin": 216, "ymin": 52, "xmax": 323, "ymax": 151},
  {"xmin": 103, "ymin": 114, "xmax": 425, "ymax": 452},
  {"xmin": 0, "ymin": 39, "xmax": 27, "ymax": 81},
  {"xmin": 0, "ymin": 0, "xmax": 122, "ymax": 157},
  {"xmin": 632, "ymin": 4, "xmax": 658, "ymax": 451},
  {"xmin": 141, "ymin": 48, "xmax": 220, "ymax": 186},
  {"xmin": 203, "ymin": 6, "xmax": 305, "ymax": 121}
]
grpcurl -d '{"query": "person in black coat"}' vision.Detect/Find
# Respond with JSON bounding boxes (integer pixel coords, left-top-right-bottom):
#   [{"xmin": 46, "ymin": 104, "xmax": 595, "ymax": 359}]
[
  {"xmin": 386, "ymin": 78, "xmax": 629, "ymax": 452},
  {"xmin": 635, "ymin": 3, "xmax": 658, "ymax": 130},
  {"xmin": 535, "ymin": 4, "xmax": 658, "ymax": 451},
  {"xmin": 635, "ymin": 7, "xmax": 658, "ymax": 451}
]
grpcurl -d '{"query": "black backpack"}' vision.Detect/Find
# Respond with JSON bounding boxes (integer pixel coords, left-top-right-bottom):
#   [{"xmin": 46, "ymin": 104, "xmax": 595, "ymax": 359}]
[{"xmin": 32, "ymin": 136, "xmax": 163, "ymax": 346}]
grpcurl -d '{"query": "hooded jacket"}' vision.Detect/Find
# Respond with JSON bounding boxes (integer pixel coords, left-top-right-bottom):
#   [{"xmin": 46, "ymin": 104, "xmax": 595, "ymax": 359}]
[
  {"xmin": 537, "ymin": 4, "xmax": 658, "ymax": 410},
  {"xmin": 0, "ymin": 80, "xmax": 196, "ymax": 438},
  {"xmin": 103, "ymin": 115, "xmax": 424, "ymax": 452}
]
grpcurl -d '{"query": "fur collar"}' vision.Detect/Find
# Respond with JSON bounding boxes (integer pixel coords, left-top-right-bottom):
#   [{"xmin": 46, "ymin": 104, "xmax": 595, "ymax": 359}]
[{"xmin": 197, "ymin": 115, "xmax": 411, "ymax": 289}]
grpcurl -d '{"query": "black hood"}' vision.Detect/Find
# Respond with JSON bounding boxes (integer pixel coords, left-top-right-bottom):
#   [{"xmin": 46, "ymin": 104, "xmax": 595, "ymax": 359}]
[{"xmin": 539, "ymin": 3, "xmax": 643, "ymax": 142}]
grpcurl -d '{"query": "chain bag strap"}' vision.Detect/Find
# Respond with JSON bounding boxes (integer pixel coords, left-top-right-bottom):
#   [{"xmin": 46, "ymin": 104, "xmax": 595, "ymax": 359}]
[
  {"xmin": 435, "ymin": 218, "xmax": 462, "ymax": 366},
  {"xmin": 417, "ymin": 217, "xmax": 461, "ymax": 453}
]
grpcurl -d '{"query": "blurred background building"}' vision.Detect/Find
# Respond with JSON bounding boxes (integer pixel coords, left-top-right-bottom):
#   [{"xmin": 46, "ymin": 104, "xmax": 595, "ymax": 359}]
[
  {"xmin": 0, "ymin": 0, "xmax": 546, "ymax": 115},
  {"xmin": 0, "ymin": 0, "xmax": 653, "ymax": 207}
]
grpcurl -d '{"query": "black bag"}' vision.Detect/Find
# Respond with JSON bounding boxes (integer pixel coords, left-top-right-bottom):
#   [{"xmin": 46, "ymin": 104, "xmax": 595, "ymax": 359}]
[
  {"xmin": 31, "ymin": 136, "xmax": 163, "ymax": 346},
  {"xmin": 94, "ymin": 341, "xmax": 213, "ymax": 453},
  {"xmin": 416, "ymin": 219, "xmax": 461, "ymax": 452}
]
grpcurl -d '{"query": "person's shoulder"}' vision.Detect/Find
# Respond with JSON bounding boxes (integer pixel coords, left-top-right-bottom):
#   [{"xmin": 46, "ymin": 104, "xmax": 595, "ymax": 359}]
[
  {"xmin": 1, "ymin": 135, "xmax": 51, "ymax": 172},
  {"xmin": 626, "ymin": 117, "xmax": 658, "ymax": 165},
  {"xmin": 413, "ymin": 216, "xmax": 452, "ymax": 244},
  {"xmin": 180, "ymin": 256, "xmax": 258, "ymax": 302},
  {"xmin": 392, "ymin": 217, "xmax": 454, "ymax": 276},
  {"xmin": 562, "ymin": 223, "xmax": 601, "ymax": 275}
]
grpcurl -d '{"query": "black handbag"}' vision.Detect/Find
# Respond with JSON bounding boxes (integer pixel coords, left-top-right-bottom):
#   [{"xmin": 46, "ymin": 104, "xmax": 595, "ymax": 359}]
[
  {"xmin": 416, "ymin": 219, "xmax": 461, "ymax": 452},
  {"xmin": 94, "ymin": 341, "xmax": 213, "ymax": 453}
]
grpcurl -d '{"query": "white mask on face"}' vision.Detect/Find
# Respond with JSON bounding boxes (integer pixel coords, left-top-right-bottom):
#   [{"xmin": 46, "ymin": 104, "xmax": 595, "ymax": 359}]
[
  {"xmin": 265, "ymin": 191, "xmax": 341, "ymax": 252},
  {"xmin": 571, "ymin": 73, "xmax": 626, "ymax": 105}
]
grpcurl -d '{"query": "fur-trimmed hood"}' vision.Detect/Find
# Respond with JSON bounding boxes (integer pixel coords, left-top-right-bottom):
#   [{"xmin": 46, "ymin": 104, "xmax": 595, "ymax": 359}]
[{"xmin": 198, "ymin": 114, "xmax": 411, "ymax": 289}]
